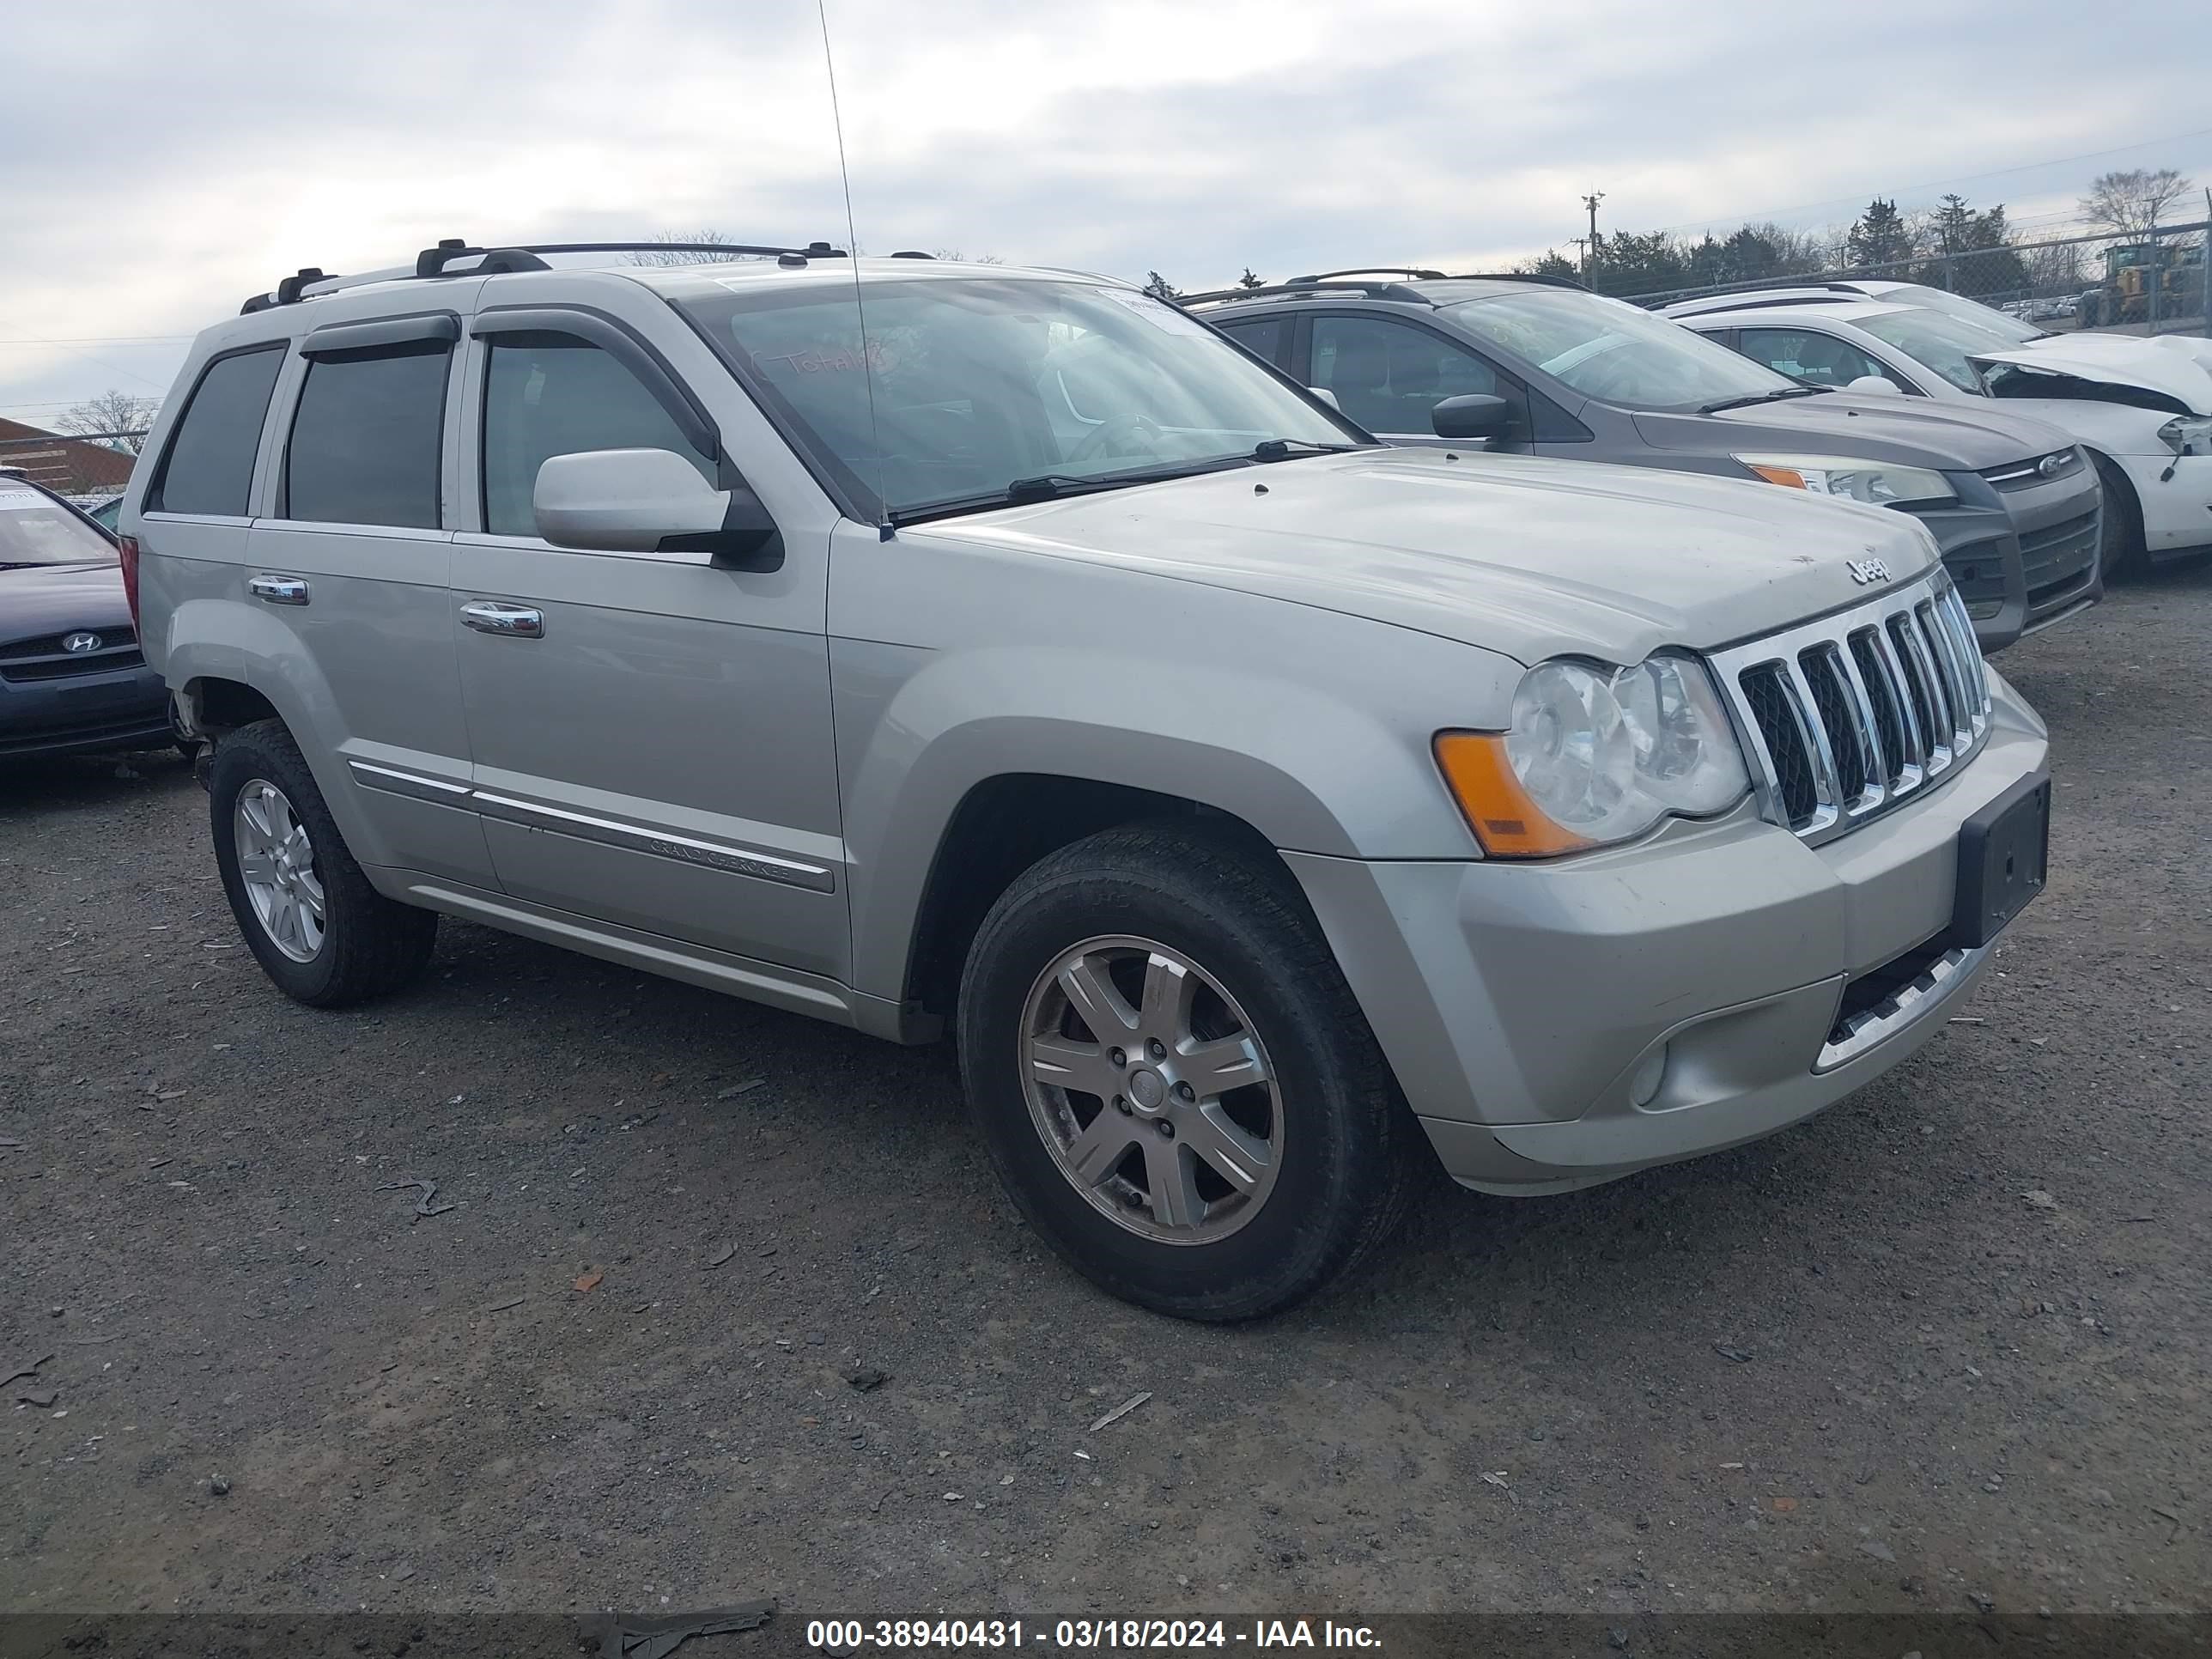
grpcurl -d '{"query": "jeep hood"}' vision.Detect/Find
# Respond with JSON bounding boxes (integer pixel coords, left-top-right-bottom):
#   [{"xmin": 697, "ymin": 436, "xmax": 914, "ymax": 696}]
[
  {"xmin": 1968, "ymin": 333, "xmax": 2212, "ymax": 416},
  {"xmin": 920, "ymin": 448, "xmax": 1938, "ymax": 665}
]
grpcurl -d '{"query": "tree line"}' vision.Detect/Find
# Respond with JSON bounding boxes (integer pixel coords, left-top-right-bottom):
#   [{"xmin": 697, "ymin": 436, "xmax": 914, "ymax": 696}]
[
  {"xmin": 1525, "ymin": 166, "xmax": 2197, "ymax": 300},
  {"xmin": 1154, "ymin": 167, "xmax": 2197, "ymax": 306}
]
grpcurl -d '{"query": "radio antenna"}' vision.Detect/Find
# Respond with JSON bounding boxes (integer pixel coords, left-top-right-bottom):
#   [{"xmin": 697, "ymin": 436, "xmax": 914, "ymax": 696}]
[{"xmin": 816, "ymin": 0, "xmax": 890, "ymax": 538}]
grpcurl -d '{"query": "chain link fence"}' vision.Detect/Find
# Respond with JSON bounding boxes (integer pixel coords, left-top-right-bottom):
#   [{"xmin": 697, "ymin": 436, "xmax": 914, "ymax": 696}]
[{"xmin": 1624, "ymin": 220, "xmax": 2210, "ymax": 337}]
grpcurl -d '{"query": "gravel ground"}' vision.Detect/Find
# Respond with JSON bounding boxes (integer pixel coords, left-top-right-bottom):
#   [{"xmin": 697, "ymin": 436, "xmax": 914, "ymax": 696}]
[{"xmin": 3, "ymin": 563, "xmax": 2208, "ymax": 1638}]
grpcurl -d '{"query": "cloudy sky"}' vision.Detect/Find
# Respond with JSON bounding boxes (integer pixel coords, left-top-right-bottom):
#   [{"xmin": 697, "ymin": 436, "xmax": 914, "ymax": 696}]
[{"xmin": 3, "ymin": 0, "xmax": 2208, "ymax": 428}]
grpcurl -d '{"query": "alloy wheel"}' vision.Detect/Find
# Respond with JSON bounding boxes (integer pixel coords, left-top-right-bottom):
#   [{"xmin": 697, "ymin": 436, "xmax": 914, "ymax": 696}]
[
  {"xmin": 1019, "ymin": 933, "xmax": 1282, "ymax": 1244},
  {"xmin": 234, "ymin": 778, "xmax": 326, "ymax": 963}
]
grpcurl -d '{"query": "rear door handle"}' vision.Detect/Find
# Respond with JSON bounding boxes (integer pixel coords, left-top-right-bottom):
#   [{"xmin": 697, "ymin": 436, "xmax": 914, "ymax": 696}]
[
  {"xmin": 247, "ymin": 574, "xmax": 310, "ymax": 605},
  {"xmin": 459, "ymin": 600, "xmax": 545, "ymax": 639}
]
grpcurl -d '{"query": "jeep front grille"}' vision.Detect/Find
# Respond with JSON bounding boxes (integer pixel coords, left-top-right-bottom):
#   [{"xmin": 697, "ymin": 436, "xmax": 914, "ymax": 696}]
[{"xmin": 1709, "ymin": 574, "xmax": 1989, "ymax": 846}]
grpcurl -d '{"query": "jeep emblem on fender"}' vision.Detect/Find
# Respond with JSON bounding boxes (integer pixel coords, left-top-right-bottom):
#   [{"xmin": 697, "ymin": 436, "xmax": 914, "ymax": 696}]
[
  {"xmin": 61, "ymin": 631, "xmax": 101, "ymax": 653},
  {"xmin": 1845, "ymin": 558, "xmax": 1891, "ymax": 586}
]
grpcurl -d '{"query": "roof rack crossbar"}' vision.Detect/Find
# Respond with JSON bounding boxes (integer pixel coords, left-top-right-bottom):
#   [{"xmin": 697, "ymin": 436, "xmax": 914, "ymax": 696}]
[{"xmin": 240, "ymin": 238, "xmax": 851, "ymax": 313}]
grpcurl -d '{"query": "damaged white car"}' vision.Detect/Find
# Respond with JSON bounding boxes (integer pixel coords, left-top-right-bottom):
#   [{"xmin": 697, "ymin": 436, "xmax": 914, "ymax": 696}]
[{"xmin": 1667, "ymin": 282, "xmax": 2212, "ymax": 574}]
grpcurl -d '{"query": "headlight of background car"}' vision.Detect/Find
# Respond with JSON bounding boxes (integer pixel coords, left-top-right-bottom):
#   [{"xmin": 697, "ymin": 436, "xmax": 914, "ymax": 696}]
[
  {"xmin": 1434, "ymin": 653, "xmax": 1751, "ymax": 857},
  {"xmin": 1733, "ymin": 453, "xmax": 1956, "ymax": 508},
  {"xmin": 2157, "ymin": 416, "xmax": 2211, "ymax": 458}
]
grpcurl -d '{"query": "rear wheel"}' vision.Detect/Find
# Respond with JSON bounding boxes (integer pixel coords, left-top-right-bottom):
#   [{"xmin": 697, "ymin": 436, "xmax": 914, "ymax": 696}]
[
  {"xmin": 209, "ymin": 720, "xmax": 436, "ymax": 1006},
  {"xmin": 957, "ymin": 822, "xmax": 1425, "ymax": 1321},
  {"xmin": 2091, "ymin": 453, "xmax": 2144, "ymax": 582}
]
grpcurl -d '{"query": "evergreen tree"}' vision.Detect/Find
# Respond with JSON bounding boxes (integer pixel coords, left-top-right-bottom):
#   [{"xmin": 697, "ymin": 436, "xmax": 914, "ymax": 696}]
[{"xmin": 1846, "ymin": 198, "xmax": 1916, "ymax": 269}]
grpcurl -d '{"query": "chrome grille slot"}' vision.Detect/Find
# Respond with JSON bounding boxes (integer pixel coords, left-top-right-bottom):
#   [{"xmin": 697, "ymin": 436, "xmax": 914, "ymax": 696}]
[
  {"xmin": 1846, "ymin": 629, "xmax": 1909, "ymax": 785},
  {"xmin": 1711, "ymin": 571, "xmax": 1991, "ymax": 848},
  {"xmin": 1797, "ymin": 644, "xmax": 1872, "ymax": 809},
  {"xmin": 1737, "ymin": 664, "xmax": 1822, "ymax": 830}
]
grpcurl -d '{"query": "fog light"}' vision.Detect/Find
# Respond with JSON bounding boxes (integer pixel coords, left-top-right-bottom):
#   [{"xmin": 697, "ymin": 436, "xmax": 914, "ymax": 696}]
[{"xmin": 1629, "ymin": 1045, "xmax": 1669, "ymax": 1109}]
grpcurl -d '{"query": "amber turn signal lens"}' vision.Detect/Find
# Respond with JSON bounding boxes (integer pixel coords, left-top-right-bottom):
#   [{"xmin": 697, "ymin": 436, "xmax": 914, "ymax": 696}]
[
  {"xmin": 1744, "ymin": 463, "xmax": 1811, "ymax": 489},
  {"xmin": 1432, "ymin": 732, "xmax": 1595, "ymax": 859}
]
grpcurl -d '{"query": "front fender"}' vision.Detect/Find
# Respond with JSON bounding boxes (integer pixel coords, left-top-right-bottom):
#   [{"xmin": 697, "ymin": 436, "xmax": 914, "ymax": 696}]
[{"xmin": 834, "ymin": 608, "xmax": 1510, "ymax": 1006}]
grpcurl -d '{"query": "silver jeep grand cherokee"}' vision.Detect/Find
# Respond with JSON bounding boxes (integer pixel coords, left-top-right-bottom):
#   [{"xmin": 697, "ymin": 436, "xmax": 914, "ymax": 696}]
[{"xmin": 122, "ymin": 242, "xmax": 2051, "ymax": 1320}]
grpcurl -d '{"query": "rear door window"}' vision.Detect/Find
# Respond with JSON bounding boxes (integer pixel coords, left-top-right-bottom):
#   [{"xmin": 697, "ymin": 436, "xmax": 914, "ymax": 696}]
[
  {"xmin": 478, "ymin": 334, "xmax": 714, "ymax": 538},
  {"xmin": 149, "ymin": 346, "xmax": 284, "ymax": 516},
  {"xmin": 283, "ymin": 343, "xmax": 452, "ymax": 528},
  {"xmin": 1738, "ymin": 327, "xmax": 1909, "ymax": 392}
]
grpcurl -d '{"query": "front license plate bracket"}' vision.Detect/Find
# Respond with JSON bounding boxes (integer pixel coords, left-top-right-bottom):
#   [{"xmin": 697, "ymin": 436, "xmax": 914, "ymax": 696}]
[{"xmin": 1951, "ymin": 773, "xmax": 2049, "ymax": 950}]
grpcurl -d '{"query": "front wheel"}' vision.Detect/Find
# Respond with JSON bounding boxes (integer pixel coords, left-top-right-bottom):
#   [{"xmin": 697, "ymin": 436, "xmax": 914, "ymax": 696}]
[
  {"xmin": 957, "ymin": 822, "xmax": 1425, "ymax": 1321},
  {"xmin": 209, "ymin": 720, "xmax": 437, "ymax": 1006},
  {"xmin": 2091, "ymin": 453, "xmax": 2144, "ymax": 582}
]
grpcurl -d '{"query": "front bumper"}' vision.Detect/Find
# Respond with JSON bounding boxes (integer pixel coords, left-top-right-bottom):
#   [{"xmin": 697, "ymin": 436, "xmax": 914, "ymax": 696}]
[
  {"xmin": 0, "ymin": 662, "xmax": 173, "ymax": 760},
  {"xmin": 1911, "ymin": 468, "xmax": 2101, "ymax": 653},
  {"xmin": 1288, "ymin": 672, "xmax": 2049, "ymax": 1193}
]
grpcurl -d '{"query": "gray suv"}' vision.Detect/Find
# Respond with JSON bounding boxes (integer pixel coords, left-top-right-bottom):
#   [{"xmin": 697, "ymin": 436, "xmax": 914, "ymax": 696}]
[
  {"xmin": 123, "ymin": 242, "xmax": 2051, "ymax": 1320},
  {"xmin": 1190, "ymin": 270, "xmax": 2104, "ymax": 651}
]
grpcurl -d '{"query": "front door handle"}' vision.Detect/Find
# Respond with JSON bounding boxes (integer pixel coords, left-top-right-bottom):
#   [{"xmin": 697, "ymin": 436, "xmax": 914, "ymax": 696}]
[
  {"xmin": 247, "ymin": 573, "xmax": 310, "ymax": 605},
  {"xmin": 459, "ymin": 600, "xmax": 545, "ymax": 638}
]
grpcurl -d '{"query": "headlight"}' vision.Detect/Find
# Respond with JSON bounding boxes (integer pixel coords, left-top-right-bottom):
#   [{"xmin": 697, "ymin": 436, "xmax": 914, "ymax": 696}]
[
  {"xmin": 2157, "ymin": 416, "xmax": 2212, "ymax": 457},
  {"xmin": 1434, "ymin": 653, "xmax": 1751, "ymax": 857},
  {"xmin": 1734, "ymin": 453, "xmax": 1957, "ymax": 508}
]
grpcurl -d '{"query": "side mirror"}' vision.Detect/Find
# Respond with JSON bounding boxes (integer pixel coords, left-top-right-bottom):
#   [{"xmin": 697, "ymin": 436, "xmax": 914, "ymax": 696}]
[
  {"xmin": 1307, "ymin": 386, "xmax": 1344, "ymax": 413},
  {"xmin": 1431, "ymin": 393, "xmax": 1514, "ymax": 441},
  {"xmin": 533, "ymin": 448, "xmax": 781, "ymax": 570},
  {"xmin": 1844, "ymin": 374, "xmax": 1905, "ymax": 398}
]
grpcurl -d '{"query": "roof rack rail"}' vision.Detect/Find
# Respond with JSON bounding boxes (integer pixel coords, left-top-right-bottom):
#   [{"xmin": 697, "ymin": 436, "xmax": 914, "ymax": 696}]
[
  {"xmin": 1285, "ymin": 266, "xmax": 1447, "ymax": 283},
  {"xmin": 240, "ymin": 238, "xmax": 850, "ymax": 314},
  {"xmin": 889, "ymin": 250, "xmax": 935, "ymax": 259},
  {"xmin": 1179, "ymin": 267, "xmax": 1591, "ymax": 310},
  {"xmin": 1437, "ymin": 270, "xmax": 1589, "ymax": 290},
  {"xmin": 1178, "ymin": 278, "xmax": 1440, "ymax": 307}
]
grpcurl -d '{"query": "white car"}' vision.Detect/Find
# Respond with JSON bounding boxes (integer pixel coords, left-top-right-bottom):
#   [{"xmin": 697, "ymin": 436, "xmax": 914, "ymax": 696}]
[{"xmin": 1663, "ymin": 282, "xmax": 2212, "ymax": 574}]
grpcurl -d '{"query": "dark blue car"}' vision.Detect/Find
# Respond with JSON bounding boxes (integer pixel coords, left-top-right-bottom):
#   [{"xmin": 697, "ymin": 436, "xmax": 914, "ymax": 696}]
[{"xmin": 0, "ymin": 472, "xmax": 173, "ymax": 761}]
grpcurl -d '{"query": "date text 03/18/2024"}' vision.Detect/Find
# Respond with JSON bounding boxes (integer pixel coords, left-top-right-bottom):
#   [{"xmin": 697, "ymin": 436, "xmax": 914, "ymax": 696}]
[{"xmin": 807, "ymin": 1618, "xmax": 1382, "ymax": 1650}]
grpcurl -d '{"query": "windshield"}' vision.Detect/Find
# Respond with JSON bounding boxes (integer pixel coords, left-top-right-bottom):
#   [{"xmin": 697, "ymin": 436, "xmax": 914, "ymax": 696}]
[
  {"xmin": 1851, "ymin": 307, "xmax": 2001, "ymax": 392},
  {"xmin": 0, "ymin": 483, "xmax": 117, "ymax": 567},
  {"xmin": 677, "ymin": 277, "xmax": 1362, "ymax": 520},
  {"xmin": 1871, "ymin": 283, "xmax": 2043, "ymax": 344},
  {"xmin": 1445, "ymin": 288, "xmax": 1795, "ymax": 410}
]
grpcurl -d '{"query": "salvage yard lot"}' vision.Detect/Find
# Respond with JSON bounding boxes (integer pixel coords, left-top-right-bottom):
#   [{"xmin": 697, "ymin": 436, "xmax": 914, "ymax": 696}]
[{"xmin": 3, "ymin": 566, "xmax": 2209, "ymax": 1623}]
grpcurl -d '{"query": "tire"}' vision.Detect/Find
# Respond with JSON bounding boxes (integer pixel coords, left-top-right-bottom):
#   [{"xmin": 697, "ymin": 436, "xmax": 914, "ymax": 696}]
[
  {"xmin": 957, "ymin": 820, "xmax": 1426, "ymax": 1321},
  {"xmin": 209, "ymin": 719, "xmax": 437, "ymax": 1007},
  {"xmin": 2090, "ymin": 453, "xmax": 2145, "ymax": 582}
]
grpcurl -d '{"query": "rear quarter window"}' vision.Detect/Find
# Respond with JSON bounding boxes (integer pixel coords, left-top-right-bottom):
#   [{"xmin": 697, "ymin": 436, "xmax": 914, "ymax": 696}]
[{"xmin": 149, "ymin": 346, "xmax": 286, "ymax": 516}]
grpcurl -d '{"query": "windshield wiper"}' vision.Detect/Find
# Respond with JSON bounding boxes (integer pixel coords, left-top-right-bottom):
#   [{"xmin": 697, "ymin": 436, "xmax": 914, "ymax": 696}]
[
  {"xmin": 1698, "ymin": 387, "xmax": 1826, "ymax": 415},
  {"xmin": 1251, "ymin": 438, "xmax": 1362, "ymax": 462},
  {"xmin": 888, "ymin": 456, "xmax": 1255, "ymax": 525}
]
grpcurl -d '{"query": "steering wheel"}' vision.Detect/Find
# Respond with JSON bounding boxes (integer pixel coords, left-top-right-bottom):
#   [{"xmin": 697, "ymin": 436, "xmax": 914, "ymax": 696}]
[{"xmin": 1066, "ymin": 413, "xmax": 1164, "ymax": 466}]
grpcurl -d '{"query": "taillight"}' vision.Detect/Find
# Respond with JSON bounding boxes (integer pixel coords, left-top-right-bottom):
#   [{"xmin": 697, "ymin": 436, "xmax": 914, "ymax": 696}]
[{"xmin": 118, "ymin": 535, "xmax": 141, "ymax": 629}]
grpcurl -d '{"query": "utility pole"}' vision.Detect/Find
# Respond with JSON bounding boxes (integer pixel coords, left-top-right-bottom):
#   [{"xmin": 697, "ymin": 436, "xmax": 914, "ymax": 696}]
[{"xmin": 1580, "ymin": 191, "xmax": 1606, "ymax": 279}]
